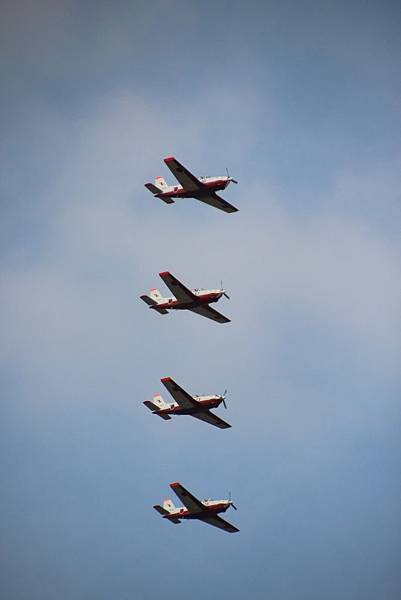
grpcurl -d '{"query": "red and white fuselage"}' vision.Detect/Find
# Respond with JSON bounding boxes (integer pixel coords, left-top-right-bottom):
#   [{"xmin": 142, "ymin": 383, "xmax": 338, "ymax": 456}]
[
  {"xmin": 163, "ymin": 499, "xmax": 232, "ymax": 521},
  {"xmin": 151, "ymin": 285, "xmax": 224, "ymax": 312},
  {"xmin": 154, "ymin": 174, "xmax": 232, "ymax": 201},
  {"xmin": 155, "ymin": 393, "xmax": 224, "ymax": 417}
]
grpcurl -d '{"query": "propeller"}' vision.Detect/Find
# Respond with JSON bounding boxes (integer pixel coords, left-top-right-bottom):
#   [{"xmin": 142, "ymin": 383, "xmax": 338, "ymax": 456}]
[
  {"xmin": 228, "ymin": 491, "xmax": 237, "ymax": 510},
  {"xmin": 221, "ymin": 389, "xmax": 228, "ymax": 409},
  {"xmin": 226, "ymin": 167, "xmax": 238, "ymax": 184},
  {"xmin": 220, "ymin": 280, "xmax": 230, "ymax": 300}
]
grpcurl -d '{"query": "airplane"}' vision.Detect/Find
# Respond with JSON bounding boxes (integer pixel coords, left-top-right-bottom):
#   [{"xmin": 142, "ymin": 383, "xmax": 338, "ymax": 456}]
[
  {"xmin": 154, "ymin": 482, "xmax": 239, "ymax": 533},
  {"xmin": 144, "ymin": 156, "xmax": 239, "ymax": 213},
  {"xmin": 144, "ymin": 376, "xmax": 231, "ymax": 429},
  {"xmin": 140, "ymin": 271, "xmax": 231, "ymax": 323}
]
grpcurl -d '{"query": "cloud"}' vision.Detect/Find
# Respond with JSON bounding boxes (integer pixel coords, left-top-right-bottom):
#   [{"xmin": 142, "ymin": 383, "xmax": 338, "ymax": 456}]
[{"xmin": 1, "ymin": 90, "xmax": 399, "ymax": 411}]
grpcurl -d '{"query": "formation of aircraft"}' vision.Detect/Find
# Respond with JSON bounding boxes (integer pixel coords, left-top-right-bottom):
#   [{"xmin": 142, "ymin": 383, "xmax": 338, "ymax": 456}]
[
  {"xmin": 140, "ymin": 270, "xmax": 231, "ymax": 323},
  {"xmin": 144, "ymin": 376, "xmax": 231, "ymax": 429},
  {"xmin": 142, "ymin": 157, "xmax": 239, "ymax": 533},
  {"xmin": 154, "ymin": 482, "xmax": 239, "ymax": 533},
  {"xmin": 145, "ymin": 156, "xmax": 239, "ymax": 213}
]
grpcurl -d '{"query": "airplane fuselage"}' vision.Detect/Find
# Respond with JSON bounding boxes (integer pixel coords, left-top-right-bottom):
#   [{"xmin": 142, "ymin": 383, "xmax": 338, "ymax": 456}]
[
  {"xmin": 157, "ymin": 177, "xmax": 231, "ymax": 200},
  {"xmin": 157, "ymin": 395, "xmax": 223, "ymax": 417},
  {"xmin": 164, "ymin": 500, "xmax": 231, "ymax": 522},
  {"xmin": 150, "ymin": 289, "xmax": 223, "ymax": 312}
]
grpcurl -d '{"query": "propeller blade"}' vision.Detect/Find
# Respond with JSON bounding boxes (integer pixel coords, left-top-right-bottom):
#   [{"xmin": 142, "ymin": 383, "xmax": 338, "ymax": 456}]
[
  {"xmin": 228, "ymin": 492, "xmax": 237, "ymax": 510},
  {"xmin": 221, "ymin": 389, "xmax": 228, "ymax": 409},
  {"xmin": 220, "ymin": 283, "xmax": 230, "ymax": 299},
  {"xmin": 225, "ymin": 167, "xmax": 238, "ymax": 184}
]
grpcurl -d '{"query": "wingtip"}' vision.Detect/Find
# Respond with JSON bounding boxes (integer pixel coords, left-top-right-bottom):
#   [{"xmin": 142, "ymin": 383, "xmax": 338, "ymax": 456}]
[
  {"xmin": 161, "ymin": 377, "xmax": 172, "ymax": 383},
  {"xmin": 159, "ymin": 270, "xmax": 171, "ymax": 277},
  {"xmin": 169, "ymin": 481, "xmax": 180, "ymax": 488},
  {"xmin": 164, "ymin": 155, "xmax": 175, "ymax": 162}
]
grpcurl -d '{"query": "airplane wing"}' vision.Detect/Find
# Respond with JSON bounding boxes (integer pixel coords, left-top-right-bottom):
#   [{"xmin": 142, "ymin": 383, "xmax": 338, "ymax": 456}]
[
  {"xmin": 199, "ymin": 514, "xmax": 239, "ymax": 533},
  {"xmin": 191, "ymin": 410, "xmax": 231, "ymax": 429},
  {"xmin": 170, "ymin": 482, "xmax": 204, "ymax": 514},
  {"xmin": 189, "ymin": 304, "xmax": 231, "ymax": 323},
  {"xmin": 160, "ymin": 377, "xmax": 197, "ymax": 410},
  {"xmin": 197, "ymin": 192, "xmax": 238, "ymax": 213},
  {"xmin": 159, "ymin": 271, "xmax": 196, "ymax": 303},
  {"xmin": 164, "ymin": 156, "xmax": 203, "ymax": 192}
]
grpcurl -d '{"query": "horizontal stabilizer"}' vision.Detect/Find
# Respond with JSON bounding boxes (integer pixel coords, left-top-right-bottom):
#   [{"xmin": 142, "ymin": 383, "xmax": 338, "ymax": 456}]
[
  {"xmin": 145, "ymin": 182, "xmax": 161, "ymax": 194},
  {"xmin": 154, "ymin": 504, "xmax": 169, "ymax": 515},
  {"xmin": 140, "ymin": 294, "xmax": 156, "ymax": 307},
  {"xmin": 144, "ymin": 183, "xmax": 175, "ymax": 204},
  {"xmin": 153, "ymin": 505, "xmax": 180, "ymax": 523},
  {"xmin": 143, "ymin": 401, "xmax": 172, "ymax": 420},
  {"xmin": 158, "ymin": 196, "xmax": 175, "ymax": 205},
  {"xmin": 140, "ymin": 295, "xmax": 169, "ymax": 314}
]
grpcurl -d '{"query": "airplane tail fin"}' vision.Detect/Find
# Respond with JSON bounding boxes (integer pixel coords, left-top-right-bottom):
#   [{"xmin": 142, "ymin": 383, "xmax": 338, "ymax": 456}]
[
  {"xmin": 154, "ymin": 176, "xmax": 168, "ymax": 191},
  {"xmin": 149, "ymin": 289, "xmax": 162, "ymax": 303},
  {"xmin": 153, "ymin": 504, "xmax": 181, "ymax": 523},
  {"xmin": 143, "ymin": 395, "xmax": 172, "ymax": 420},
  {"xmin": 143, "ymin": 400, "xmax": 172, "ymax": 420},
  {"xmin": 145, "ymin": 182, "xmax": 174, "ymax": 204},
  {"xmin": 140, "ymin": 294, "xmax": 169, "ymax": 315},
  {"xmin": 153, "ymin": 393, "xmax": 166, "ymax": 408},
  {"xmin": 163, "ymin": 498, "xmax": 176, "ymax": 512}
]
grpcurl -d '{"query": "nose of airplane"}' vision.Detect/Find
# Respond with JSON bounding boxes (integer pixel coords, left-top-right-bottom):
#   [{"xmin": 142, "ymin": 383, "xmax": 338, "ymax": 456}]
[
  {"xmin": 220, "ymin": 390, "xmax": 228, "ymax": 409},
  {"xmin": 225, "ymin": 168, "xmax": 238, "ymax": 184},
  {"xmin": 228, "ymin": 492, "xmax": 237, "ymax": 510}
]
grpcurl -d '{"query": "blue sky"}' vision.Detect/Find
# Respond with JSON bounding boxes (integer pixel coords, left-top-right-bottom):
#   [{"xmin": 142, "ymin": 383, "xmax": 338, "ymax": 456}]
[{"xmin": 1, "ymin": 1, "xmax": 400, "ymax": 599}]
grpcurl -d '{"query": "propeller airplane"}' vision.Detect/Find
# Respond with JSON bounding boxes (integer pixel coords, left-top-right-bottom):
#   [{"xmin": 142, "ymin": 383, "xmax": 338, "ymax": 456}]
[
  {"xmin": 144, "ymin": 377, "xmax": 231, "ymax": 429},
  {"xmin": 140, "ymin": 271, "xmax": 231, "ymax": 323},
  {"xmin": 145, "ymin": 156, "xmax": 238, "ymax": 213},
  {"xmin": 154, "ymin": 482, "xmax": 239, "ymax": 533}
]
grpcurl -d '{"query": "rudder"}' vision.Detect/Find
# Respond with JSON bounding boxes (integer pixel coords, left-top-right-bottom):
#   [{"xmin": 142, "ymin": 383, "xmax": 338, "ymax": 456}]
[
  {"xmin": 155, "ymin": 176, "xmax": 168, "ymax": 191},
  {"xmin": 149, "ymin": 289, "xmax": 163, "ymax": 302},
  {"xmin": 163, "ymin": 498, "xmax": 176, "ymax": 511}
]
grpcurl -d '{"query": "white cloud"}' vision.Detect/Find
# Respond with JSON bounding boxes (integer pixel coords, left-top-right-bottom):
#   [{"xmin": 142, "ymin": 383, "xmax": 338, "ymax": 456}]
[{"xmin": 1, "ymin": 89, "xmax": 399, "ymax": 424}]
